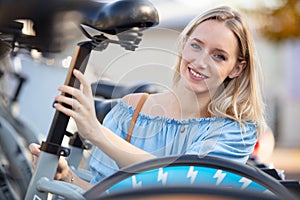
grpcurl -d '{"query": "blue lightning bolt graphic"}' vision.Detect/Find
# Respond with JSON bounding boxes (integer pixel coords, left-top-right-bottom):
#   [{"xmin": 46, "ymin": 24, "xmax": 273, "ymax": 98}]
[
  {"xmin": 33, "ymin": 195, "xmax": 42, "ymax": 200},
  {"xmin": 187, "ymin": 166, "xmax": 198, "ymax": 184},
  {"xmin": 239, "ymin": 177, "xmax": 252, "ymax": 189},
  {"xmin": 157, "ymin": 168, "xmax": 168, "ymax": 185},
  {"xmin": 213, "ymin": 169, "xmax": 226, "ymax": 185},
  {"xmin": 132, "ymin": 175, "xmax": 142, "ymax": 188}
]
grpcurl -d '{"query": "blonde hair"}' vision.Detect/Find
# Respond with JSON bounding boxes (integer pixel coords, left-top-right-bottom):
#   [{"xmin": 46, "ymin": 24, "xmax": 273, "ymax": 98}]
[{"xmin": 173, "ymin": 6, "xmax": 266, "ymax": 133}]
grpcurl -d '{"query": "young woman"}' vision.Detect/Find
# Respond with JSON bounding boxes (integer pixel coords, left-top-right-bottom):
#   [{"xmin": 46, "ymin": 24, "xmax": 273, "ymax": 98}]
[{"xmin": 30, "ymin": 6, "xmax": 266, "ymax": 190}]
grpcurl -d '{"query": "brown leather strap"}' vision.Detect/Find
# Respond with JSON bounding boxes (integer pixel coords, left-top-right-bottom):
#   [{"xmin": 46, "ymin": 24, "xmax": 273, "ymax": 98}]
[{"xmin": 126, "ymin": 93, "xmax": 149, "ymax": 143}]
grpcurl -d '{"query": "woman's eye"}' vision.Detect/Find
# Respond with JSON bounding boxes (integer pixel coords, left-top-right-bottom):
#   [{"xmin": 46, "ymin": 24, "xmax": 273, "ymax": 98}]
[
  {"xmin": 215, "ymin": 54, "xmax": 226, "ymax": 61},
  {"xmin": 191, "ymin": 43, "xmax": 201, "ymax": 50}
]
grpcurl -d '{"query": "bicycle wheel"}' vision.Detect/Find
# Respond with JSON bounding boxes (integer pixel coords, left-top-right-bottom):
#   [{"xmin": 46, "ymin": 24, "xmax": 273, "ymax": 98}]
[{"xmin": 84, "ymin": 155, "xmax": 296, "ymax": 200}]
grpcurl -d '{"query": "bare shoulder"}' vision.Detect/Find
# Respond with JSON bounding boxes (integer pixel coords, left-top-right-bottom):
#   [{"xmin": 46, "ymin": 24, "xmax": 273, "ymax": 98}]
[
  {"xmin": 122, "ymin": 93, "xmax": 150, "ymax": 108},
  {"xmin": 122, "ymin": 92, "xmax": 170, "ymax": 110}
]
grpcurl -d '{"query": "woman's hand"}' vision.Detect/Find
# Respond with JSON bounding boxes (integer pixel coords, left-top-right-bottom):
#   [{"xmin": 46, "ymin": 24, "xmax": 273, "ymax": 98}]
[
  {"xmin": 53, "ymin": 69, "xmax": 100, "ymax": 141},
  {"xmin": 53, "ymin": 70, "xmax": 155, "ymax": 168},
  {"xmin": 28, "ymin": 143, "xmax": 72, "ymax": 181}
]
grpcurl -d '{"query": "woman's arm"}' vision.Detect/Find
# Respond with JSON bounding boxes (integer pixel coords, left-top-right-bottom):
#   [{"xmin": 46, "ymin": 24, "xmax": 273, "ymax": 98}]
[
  {"xmin": 64, "ymin": 169, "xmax": 93, "ymax": 191},
  {"xmin": 92, "ymin": 124, "xmax": 156, "ymax": 167},
  {"xmin": 54, "ymin": 69, "xmax": 155, "ymax": 168}
]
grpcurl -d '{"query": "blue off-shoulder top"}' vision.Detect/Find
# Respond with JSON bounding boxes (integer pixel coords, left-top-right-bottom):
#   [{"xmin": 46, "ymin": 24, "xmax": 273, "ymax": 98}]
[{"xmin": 89, "ymin": 100, "xmax": 258, "ymax": 184}]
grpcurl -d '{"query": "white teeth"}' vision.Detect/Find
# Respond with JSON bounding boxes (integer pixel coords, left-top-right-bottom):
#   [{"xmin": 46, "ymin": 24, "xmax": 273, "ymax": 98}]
[{"xmin": 190, "ymin": 68, "xmax": 205, "ymax": 78}]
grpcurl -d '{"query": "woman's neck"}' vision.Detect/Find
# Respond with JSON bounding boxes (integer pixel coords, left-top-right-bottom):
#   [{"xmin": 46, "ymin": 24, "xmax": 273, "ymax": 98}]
[{"xmin": 170, "ymin": 84, "xmax": 212, "ymax": 119}]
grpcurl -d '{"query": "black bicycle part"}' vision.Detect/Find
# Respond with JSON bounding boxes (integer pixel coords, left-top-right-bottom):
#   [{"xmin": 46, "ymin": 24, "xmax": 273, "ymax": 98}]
[
  {"xmin": 0, "ymin": 0, "xmax": 159, "ymax": 53},
  {"xmin": 0, "ymin": 116, "xmax": 32, "ymax": 199},
  {"xmin": 91, "ymin": 80, "xmax": 160, "ymax": 99},
  {"xmin": 0, "ymin": 164, "xmax": 19, "ymax": 200},
  {"xmin": 94, "ymin": 98, "xmax": 120, "ymax": 124},
  {"xmin": 80, "ymin": 0, "xmax": 159, "ymax": 35},
  {"xmin": 280, "ymin": 180, "xmax": 300, "ymax": 198},
  {"xmin": 97, "ymin": 186, "xmax": 279, "ymax": 200}
]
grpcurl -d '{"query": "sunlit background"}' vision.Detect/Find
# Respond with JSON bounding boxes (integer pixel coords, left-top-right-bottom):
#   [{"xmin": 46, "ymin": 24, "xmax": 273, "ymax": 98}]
[{"xmin": 7, "ymin": 0, "xmax": 300, "ymax": 179}]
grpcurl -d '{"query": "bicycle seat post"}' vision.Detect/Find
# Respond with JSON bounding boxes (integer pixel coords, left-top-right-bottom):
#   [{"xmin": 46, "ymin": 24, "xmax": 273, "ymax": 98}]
[{"xmin": 25, "ymin": 41, "xmax": 94, "ymax": 200}]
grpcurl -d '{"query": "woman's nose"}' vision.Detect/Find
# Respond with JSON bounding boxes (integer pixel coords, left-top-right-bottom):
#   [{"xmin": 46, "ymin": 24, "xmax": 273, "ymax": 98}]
[{"xmin": 193, "ymin": 50, "xmax": 212, "ymax": 69}]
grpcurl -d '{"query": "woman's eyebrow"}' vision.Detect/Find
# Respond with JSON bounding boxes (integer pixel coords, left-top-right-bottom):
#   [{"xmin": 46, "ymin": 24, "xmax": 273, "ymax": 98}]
[{"xmin": 191, "ymin": 38, "xmax": 204, "ymax": 44}]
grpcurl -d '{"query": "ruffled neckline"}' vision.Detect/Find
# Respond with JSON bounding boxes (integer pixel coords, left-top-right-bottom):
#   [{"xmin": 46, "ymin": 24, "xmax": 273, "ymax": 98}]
[{"xmin": 118, "ymin": 100, "xmax": 220, "ymax": 125}]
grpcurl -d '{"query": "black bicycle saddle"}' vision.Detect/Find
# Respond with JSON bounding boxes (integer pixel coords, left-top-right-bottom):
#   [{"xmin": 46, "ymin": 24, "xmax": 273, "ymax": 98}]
[
  {"xmin": 81, "ymin": 0, "xmax": 159, "ymax": 35},
  {"xmin": 94, "ymin": 98, "xmax": 119, "ymax": 123},
  {"xmin": 0, "ymin": 0, "xmax": 159, "ymax": 52},
  {"xmin": 91, "ymin": 80, "xmax": 160, "ymax": 99}
]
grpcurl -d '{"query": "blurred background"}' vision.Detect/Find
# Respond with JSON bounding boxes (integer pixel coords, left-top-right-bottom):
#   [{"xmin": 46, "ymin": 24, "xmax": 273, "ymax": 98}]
[{"xmin": 2, "ymin": 0, "xmax": 299, "ymax": 179}]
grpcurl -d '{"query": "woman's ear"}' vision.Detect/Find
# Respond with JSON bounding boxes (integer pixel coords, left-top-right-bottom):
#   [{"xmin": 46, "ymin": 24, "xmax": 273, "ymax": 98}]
[
  {"xmin": 228, "ymin": 60, "xmax": 246, "ymax": 78},
  {"xmin": 182, "ymin": 35, "xmax": 188, "ymax": 45},
  {"xmin": 179, "ymin": 36, "xmax": 188, "ymax": 52}
]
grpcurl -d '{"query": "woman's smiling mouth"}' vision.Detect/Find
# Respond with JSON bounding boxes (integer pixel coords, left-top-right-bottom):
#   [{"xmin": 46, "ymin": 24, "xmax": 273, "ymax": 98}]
[{"xmin": 188, "ymin": 67, "xmax": 208, "ymax": 80}]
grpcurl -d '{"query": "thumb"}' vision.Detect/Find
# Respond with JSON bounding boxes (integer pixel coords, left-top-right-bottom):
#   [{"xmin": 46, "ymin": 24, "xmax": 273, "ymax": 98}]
[{"xmin": 29, "ymin": 143, "xmax": 41, "ymax": 156}]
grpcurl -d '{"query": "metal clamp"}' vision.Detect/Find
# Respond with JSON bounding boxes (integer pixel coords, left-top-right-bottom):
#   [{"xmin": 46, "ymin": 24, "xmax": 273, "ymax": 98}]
[{"xmin": 40, "ymin": 141, "xmax": 70, "ymax": 157}]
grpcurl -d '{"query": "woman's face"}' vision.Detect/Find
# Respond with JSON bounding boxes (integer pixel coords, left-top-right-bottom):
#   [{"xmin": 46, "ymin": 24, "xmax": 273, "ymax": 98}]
[{"xmin": 179, "ymin": 19, "xmax": 244, "ymax": 96}]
